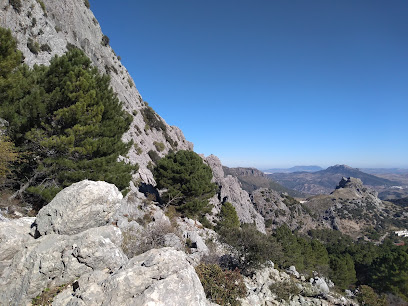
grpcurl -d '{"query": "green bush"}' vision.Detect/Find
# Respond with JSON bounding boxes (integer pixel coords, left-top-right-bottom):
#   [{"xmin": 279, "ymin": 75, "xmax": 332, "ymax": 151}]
[
  {"xmin": 27, "ymin": 38, "xmax": 40, "ymax": 54},
  {"xmin": 153, "ymin": 141, "xmax": 165, "ymax": 152},
  {"xmin": 153, "ymin": 150, "xmax": 216, "ymax": 217},
  {"xmin": 195, "ymin": 263, "xmax": 246, "ymax": 306},
  {"xmin": 357, "ymin": 285, "xmax": 387, "ymax": 306},
  {"xmin": 148, "ymin": 150, "xmax": 160, "ymax": 163},
  {"xmin": 220, "ymin": 224, "xmax": 282, "ymax": 275},
  {"xmin": 84, "ymin": 0, "xmax": 90, "ymax": 9},
  {"xmin": 101, "ymin": 35, "xmax": 110, "ymax": 46},
  {"xmin": 40, "ymin": 44, "xmax": 51, "ymax": 52},
  {"xmin": 269, "ymin": 279, "xmax": 301, "ymax": 302},
  {"xmin": 217, "ymin": 202, "xmax": 240, "ymax": 230},
  {"xmin": 9, "ymin": 0, "xmax": 22, "ymax": 13},
  {"xmin": 141, "ymin": 106, "xmax": 166, "ymax": 131}
]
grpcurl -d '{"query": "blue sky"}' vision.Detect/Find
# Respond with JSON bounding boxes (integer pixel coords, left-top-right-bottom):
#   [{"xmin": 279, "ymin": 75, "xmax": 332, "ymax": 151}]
[{"xmin": 89, "ymin": 0, "xmax": 408, "ymax": 169}]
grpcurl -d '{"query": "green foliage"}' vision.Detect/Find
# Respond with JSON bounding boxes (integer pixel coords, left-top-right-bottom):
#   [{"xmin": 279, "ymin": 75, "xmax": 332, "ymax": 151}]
[
  {"xmin": 357, "ymin": 285, "xmax": 387, "ymax": 306},
  {"xmin": 101, "ymin": 35, "xmax": 110, "ymax": 46},
  {"xmin": 369, "ymin": 246, "xmax": 408, "ymax": 300},
  {"xmin": 141, "ymin": 105, "xmax": 166, "ymax": 131},
  {"xmin": 84, "ymin": 0, "xmax": 90, "ymax": 9},
  {"xmin": 195, "ymin": 263, "xmax": 246, "ymax": 306},
  {"xmin": 32, "ymin": 284, "xmax": 69, "ymax": 305},
  {"xmin": 153, "ymin": 141, "xmax": 165, "ymax": 152},
  {"xmin": 0, "ymin": 135, "xmax": 19, "ymax": 180},
  {"xmin": 220, "ymin": 224, "xmax": 282, "ymax": 275},
  {"xmin": 217, "ymin": 202, "xmax": 240, "ymax": 230},
  {"xmin": 269, "ymin": 279, "xmax": 301, "ymax": 302},
  {"xmin": 27, "ymin": 38, "xmax": 40, "ymax": 55},
  {"xmin": 9, "ymin": 0, "xmax": 22, "ymax": 13},
  {"xmin": 153, "ymin": 150, "xmax": 216, "ymax": 217},
  {"xmin": 40, "ymin": 44, "xmax": 51, "ymax": 53},
  {"xmin": 148, "ymin": 149, "xmax": 160, "ymax": 163},
  {"xmin": 329, "ymin": 254, "xmax": 357, "ymax": 290},
  {"xmin": 0, "ymin": 31, "xmax": 135, "ymax": 206}
]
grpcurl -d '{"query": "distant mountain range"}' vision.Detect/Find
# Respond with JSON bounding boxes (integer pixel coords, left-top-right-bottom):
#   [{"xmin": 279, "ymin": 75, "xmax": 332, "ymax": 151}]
[
  {"xmin": 268, "ymin": 164, "xmax": 400, "ymax": 195},
  {"xmin": 263, "ymin": 166, "xmax": 323, "ymax": 174}
]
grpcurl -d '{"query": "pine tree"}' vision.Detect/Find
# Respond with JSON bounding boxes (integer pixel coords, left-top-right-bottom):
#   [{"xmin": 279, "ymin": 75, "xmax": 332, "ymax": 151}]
[
  {"xmin": 0, "ymin": 28, "xmax": 136, "ymax": 205},
  {"xmin": 153, "ymin": 150, "xmax": 216, "ymax": 217}
]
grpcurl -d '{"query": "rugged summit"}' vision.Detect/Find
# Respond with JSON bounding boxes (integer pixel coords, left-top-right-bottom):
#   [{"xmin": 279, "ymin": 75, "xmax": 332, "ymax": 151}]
[{"xmin": 0, "ymin": 0, "xmax": 192, "ymax": 185}]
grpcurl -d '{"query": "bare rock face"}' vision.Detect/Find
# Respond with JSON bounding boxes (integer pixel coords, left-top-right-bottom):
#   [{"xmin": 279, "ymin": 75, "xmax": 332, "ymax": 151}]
[
  {"xmin": 205, "ymin": 155, "xmax": 265, "ymax": 233},
  {"xmin": 0, "ymin": 0, "xmax": 193, "ymax": 185},
  {"xmin": 0, "ymin": 217, "xmax": 35, "ymax": 275},
  {"xmin": 0, "ymin": 225, "xmax": 127, "ymax": 305},
  {"xmin": 52, "ymin": 248, "xmax": 210, "ymax": 306},
  {"xmin": 34, "ymin": 180, "xmax": 123, "ymax": 236}
]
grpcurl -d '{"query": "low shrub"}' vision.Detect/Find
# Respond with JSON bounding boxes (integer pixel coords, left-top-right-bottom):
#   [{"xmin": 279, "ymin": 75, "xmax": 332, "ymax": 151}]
[
  {"xmin": 40, "ymin": 44, "xmax": 51, "ymax": 52},
  {"xmin": 153, "ymin": 141, "xmax": 165, "ymax": 152},
  {"xmin": 101, "ymin": 35, "xmax": 109, "ymax": 46},
  {"xmin": 148, "ymin": 150, "xmax": 160, "ymax": 163},
  {"xmin": 195, "ymin": 263, "xmax": 246, "ymax": 306},
  {"xmin": 84, "ymin": 0, "xmax": 90, "ymax": 9},
  {"xmin": 269, "ymin": 279, "xmax": 301, "ymax": 302},
  {"xmin": 27, "ymin": 38, "xmax": 40, "ymax": 54},
  {"xmin": 9, "ymin": 0, "xmax": 22, "ymax": 13}
]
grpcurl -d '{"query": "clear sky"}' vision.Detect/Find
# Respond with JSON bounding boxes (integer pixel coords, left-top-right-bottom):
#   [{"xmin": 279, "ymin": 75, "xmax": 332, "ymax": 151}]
[{"xmin": 89, "ymin": 0, "xmax": 408, "ymax": 169}]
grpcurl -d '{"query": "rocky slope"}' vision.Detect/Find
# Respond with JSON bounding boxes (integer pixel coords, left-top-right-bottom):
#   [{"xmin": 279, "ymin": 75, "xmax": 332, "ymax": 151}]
[
  {"xmin": 303, "ymin": 177, "xmax": 408, "ymax": 239},
  {"xmin": 0, "ymin": 180, "xmax": 356, "ymax": 305},
  {"xmin": 0, "ymin": 0, "xmax": 193, "ymax": 185},
  {"xmin": 0, "ymin": 0, "xmax": 266, "ymax": 230}
]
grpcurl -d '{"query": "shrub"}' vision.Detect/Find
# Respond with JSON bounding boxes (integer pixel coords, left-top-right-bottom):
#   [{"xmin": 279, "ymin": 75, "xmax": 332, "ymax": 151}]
[
  {"xmin": 32, "ymin": 284, "xmax": 69, "ymax": 305},
  {"xmin": 27, "ymin": 38, "xmax": 40, "ymax": 54},
  {"xmin": 141, "ymin": 106, "xmax": 166, "ymax": 131},
  {"xmin": 269, "ymin": 279, "xmax": 301, "ymax": 302},
  {"xmin": 357, "ymin": 285, "xmax": 387, "ymax": 306},
  {"xmin": 84, "ymin": 0, "xmax": 90, "ymax": 9},
  {"xmin": 220, "ymin": 224, "xmax": 282, "ymax": 275},
  {"xmin": 40, "ymin": 44, "xmax": 51, "ymax": 52},
  {"xmin": 153, "ymin": 141, "xmax": 165, "ymax": 152},
  {"xmin": 101, "ymin": 34, "xmax": 110, "ymax": 46},
  {"xmin": 148, "ymin": 149, "xmax": 160, "ymax": 163},
  {"xmin": 217, "ymin": 202, "xmax": 240, "ymax": 230},
  {"xmin": 153, "ymin": 150, "xmax": 216, "ymax": 217},
  {"xmin": 0, "ymin": 135, "xmax": 19, "ymax": 180},
  {"xmin": 195, "ymin": 263, "xmax": 246, "ymax": 306},
  {"xmin": 55, "ymin": 26, "xmax": 61, "ymax": 33},
  {"xmin": 127, "ymin": 77, "xmax": 134, "ymax": 88},
  {"xmin": 122, "ymin": 220, "xmax": 175, "ymax": 258},
  {"xmin": 9, "ymin": 0, "xmax": 22, "ymax": 13}
]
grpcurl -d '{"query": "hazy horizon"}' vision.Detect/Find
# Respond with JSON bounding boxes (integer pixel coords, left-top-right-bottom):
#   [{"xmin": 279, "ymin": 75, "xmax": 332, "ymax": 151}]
[{"xmin": 90, "ymin": 0, "xmax": 408, "ymax": 169}]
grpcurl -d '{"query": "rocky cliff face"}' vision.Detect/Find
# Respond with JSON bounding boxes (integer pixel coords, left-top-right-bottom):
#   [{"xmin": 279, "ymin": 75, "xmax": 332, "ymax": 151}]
[{"xmin": 0, "ymin": 0, "xmax": 193, "ymax": 185}]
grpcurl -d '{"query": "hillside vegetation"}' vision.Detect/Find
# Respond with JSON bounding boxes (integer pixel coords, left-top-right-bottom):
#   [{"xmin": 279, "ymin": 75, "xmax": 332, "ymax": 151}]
[{"xmin": 0, "ymin": 28, "xmax": 136, "ymax": 207}]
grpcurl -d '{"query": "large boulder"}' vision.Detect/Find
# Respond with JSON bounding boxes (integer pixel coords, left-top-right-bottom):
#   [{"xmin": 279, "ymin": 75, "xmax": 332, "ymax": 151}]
[
  {"xmin": 35, "ymin": 180, "xmax": 123, "ymax": 236},
  {"xmin": 0, "ymin": 225, "xmax": 127, "ymax": 305},
  {"xmin": 52, "ymin": 247, "xmax": 210, "ymax": 306}
]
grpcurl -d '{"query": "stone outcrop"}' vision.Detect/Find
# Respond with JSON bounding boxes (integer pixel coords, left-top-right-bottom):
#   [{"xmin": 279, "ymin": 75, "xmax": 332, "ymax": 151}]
[
  {"xmin": 240, "ymin": 263, "xmax": 356, "ymax": 306},
  {"xmin": 205, "ymin": 155, "xmax": 266, "ymax": 233},
  {"xmin": 53, "ymin": 248, "xmax": 210, "ymax": 306},
  {"xmin": 34, "ymin": 180, "xmax": 123, "ymax": 236},
  {"xmin": 0, "ymin": 181, "xmax": 214, "ymax": 305},
  {"xmin": 0, "ymin": 225, "xmax": 127, "ymax": 305},
  {"xmin": 0, "ymin": 0, "xmax": 192, "ymax": 185}
]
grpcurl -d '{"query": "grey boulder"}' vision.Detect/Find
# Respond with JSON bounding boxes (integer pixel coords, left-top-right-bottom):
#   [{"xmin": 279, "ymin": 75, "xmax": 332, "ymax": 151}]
[{"xmin": 35, "ymin": 180, "xmax": 123, "ymax": 236}]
